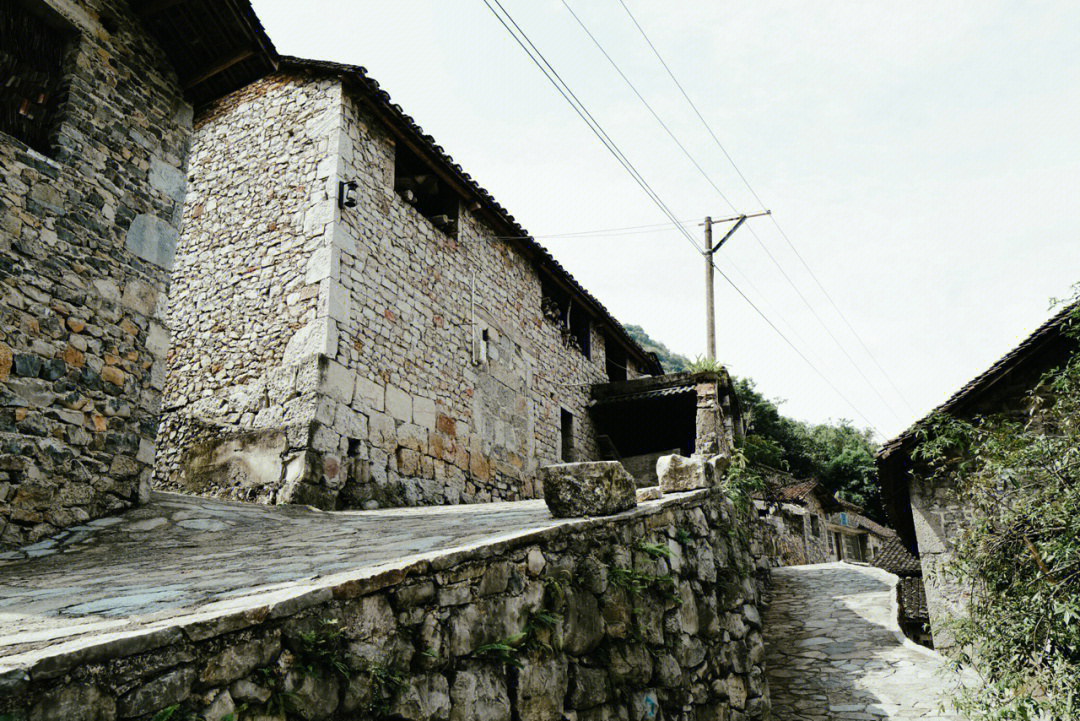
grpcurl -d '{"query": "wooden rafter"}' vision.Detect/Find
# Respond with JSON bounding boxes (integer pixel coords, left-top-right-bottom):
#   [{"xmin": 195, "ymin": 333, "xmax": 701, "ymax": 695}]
[{"xmin": 181, "ymin": 47, "xmax": 253, "ymax": 90}]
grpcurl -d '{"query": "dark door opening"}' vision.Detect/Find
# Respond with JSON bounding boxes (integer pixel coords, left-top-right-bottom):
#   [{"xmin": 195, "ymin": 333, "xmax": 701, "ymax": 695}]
[{"xmin": 560, "ymin": 409, "xmax": 574, "ymax": 462}]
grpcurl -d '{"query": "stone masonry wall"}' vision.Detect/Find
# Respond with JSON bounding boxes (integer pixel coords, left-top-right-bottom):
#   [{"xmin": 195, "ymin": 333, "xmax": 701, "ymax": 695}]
[
  {"xmin": 0, "ymin": 489, "xmax": 775, "ymax": 721},
  {"xmin": 156, "ymin": 69, "xmax": 648, "ymax": 510},
  {"xmin": 908, "ymin": 473, "xmax": 973, "ymax": 648},
  {"xmin": 0, "ymin": 0, "xmax": 191, "ymax": 549},
  {"xmin": 155, "ymin": 74, "xmax": 339, "ymax": 504}
]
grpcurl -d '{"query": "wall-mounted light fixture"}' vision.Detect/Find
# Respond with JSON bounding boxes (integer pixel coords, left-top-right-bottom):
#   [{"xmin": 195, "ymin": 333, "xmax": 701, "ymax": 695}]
[{"xmin": 338, "ymin": 180, "xmax": 358, "ymax": 209}]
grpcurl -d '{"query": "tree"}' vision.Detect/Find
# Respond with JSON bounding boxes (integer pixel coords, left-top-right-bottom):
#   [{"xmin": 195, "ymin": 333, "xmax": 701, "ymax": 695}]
[{"xmin": 623, "ymin": 324, "xmax": 691, "ymax": 373}]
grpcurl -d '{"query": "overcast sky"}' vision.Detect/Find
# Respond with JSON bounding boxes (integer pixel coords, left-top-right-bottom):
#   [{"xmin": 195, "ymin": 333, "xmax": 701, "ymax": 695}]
[{"xmin": 251, "ymin": 0, "xmax": 1079, "ymax": 440}]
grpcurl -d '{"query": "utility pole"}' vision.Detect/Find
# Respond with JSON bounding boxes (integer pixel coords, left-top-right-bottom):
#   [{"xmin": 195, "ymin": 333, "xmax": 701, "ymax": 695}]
[
  {"xmin": 703, "ymin": 211, "xmax": 771, "ymax": 360},
  {"xmin": 704, "ymin": 217, "xmax": 715, "ymax": 360}
]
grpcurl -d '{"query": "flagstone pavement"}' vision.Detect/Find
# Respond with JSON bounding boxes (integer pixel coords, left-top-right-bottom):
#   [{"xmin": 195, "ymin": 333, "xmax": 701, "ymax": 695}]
[{"xmin": 764, "ymin": 563, "xmax": 971, "ymax": 720}]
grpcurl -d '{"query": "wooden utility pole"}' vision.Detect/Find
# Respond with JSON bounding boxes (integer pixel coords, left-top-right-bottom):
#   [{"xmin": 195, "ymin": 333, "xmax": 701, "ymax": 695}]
[
  {"xmin": 702, "ymin": 211, "xmax": 771, "ymax": 360},
  {"xmin": 704, "ymin": 217, "xmax": 715, "ymax": 360}
]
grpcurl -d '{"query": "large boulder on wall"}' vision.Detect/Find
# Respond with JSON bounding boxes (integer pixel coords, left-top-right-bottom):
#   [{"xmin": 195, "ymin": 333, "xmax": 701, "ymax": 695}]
[{"xmin": 540, "ymin": 461, "xmax": 638, "ymax": 518}]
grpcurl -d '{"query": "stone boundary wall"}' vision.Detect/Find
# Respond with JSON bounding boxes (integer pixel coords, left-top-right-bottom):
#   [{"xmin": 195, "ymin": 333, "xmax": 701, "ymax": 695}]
[
  {"xmin": 0, "ymin": 489, "xmax": 776, "ymax": 721},
  {"xmin": 1, "ymin": 0, "xmax": 192, "ymax": 549}
]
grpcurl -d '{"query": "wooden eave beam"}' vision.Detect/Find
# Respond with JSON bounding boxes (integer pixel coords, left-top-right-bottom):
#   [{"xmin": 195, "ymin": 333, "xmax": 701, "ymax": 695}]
[{"xmin": 181, "ymin": 47, "xmax": 254, "ymax": 90}]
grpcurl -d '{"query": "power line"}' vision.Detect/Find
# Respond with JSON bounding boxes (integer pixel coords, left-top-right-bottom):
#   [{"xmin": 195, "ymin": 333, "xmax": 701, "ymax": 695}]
[
  {"xmin": 483, "ymin": 0, "xmax": 704, "ymax": 256},
  {"xmin": 564, "ymin": 0, "xmax": 902, "ymax": 425},
  {"xmin": 480, "ymin": 0, "xmax": 884, "ymax": 438},
  {"xmin": 617, "ymin": 0, "xmax": 917, "ymax": 417}
]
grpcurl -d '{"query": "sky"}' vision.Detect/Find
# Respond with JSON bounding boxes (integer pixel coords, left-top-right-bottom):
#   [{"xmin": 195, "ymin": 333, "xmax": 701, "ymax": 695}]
[{"xmin": 250, "ymin": 0, "xmax": 1080, "ymax": 440}]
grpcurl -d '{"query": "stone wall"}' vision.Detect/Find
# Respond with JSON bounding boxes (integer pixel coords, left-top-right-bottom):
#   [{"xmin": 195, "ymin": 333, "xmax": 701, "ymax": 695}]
[
  {"xmin": 155, "ymin": 73, "xmax": 339, "ymax": 505},
  {"xmin": 907, "ymin": 474, "xmax": 973, "ymax": 647},
  {"xmin": 157, "ymin": 68, "xmax": 650, "ymax": 510},
  {"xmin": 0, "ymin": 489, "xmax": 775, "ymax": 721},
  {"xmin": 0, "ymin": 0, "xmax": 191, "ymax": 549}
]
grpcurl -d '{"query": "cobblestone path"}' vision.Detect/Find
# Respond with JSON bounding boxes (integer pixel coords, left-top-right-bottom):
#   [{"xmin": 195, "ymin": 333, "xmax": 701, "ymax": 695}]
[{"xmin": 764, "ymin": 563, "xmax": 967, "ymax": 720}]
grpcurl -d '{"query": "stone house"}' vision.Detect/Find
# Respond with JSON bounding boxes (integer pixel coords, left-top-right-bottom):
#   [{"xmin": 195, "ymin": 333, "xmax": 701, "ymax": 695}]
[
  {"xmin": 0, "ymin": 0, "xmax": 277, "ymax": 549},
  {"xmin": 753, "ymin": 472, "xmax": 893, "ymax": 566},
  {"xmin": 753, "ymin": 474, "xmax": 831, "ymax": 566},
  {"xmin": 877, "ymin": 301, "xmax": 1080, "ymax": 647},
  {"xmin": 588, "ymin": 369, "xmax": 743, "ymax": 487},
  {"xmin": 824, "ymin": 497, "xmax": 892, "ymax": 564},
  {"xmin": 156, "ymin": 57, "xmax": 663, "ymax": 511}
]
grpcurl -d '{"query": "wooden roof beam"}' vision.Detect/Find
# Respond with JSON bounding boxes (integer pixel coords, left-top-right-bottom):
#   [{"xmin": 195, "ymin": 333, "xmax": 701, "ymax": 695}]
[{"xmin": 181, "ymin": 48, "xmax": 254, "ymax": 90}]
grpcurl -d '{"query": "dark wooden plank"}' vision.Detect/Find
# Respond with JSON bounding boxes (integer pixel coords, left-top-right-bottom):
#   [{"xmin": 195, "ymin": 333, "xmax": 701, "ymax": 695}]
[{"xmin": 181, "ymin": 47, "xmax": 253, "ymax": 90}]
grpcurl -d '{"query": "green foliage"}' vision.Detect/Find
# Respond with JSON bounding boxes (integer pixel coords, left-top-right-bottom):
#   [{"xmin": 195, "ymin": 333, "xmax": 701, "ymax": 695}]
[
  {"xmin": 733, "ymin": 376, "xmax": 882, "ymax": 521},
  {"xmin": 475, "ymin": 632, "xmax": 528, "ymax": 668},
  {"xmin": 623, "ymin": 324, "xmax": 691, "ymax": 373},
  {"xmin": 610, "ymin": 566, "xmax": 680, "ymax": 605},
  {"xmin": 148, "ymin": 705, "xmax": 208, "ymax": 721},
  {"xmin": 365, "ymin": 663, "xmax": 407, "ymax": 718},
  {"xmin": 675, "ymin": 528, "xmax": 692, "ymax": 545},
  {"xmin": 636, "ymin": 542, "xmax": 672, "ymax": 559},
  {"xmin": 910, "ymin": 294, "xmax": 1080, "ymax": 720},
  {"xmin": 687, "ymin": 355, "xmax": 723, "ymax": 373},
  {"xmin": 296, "ymin": 618, "xmax": 350, "ymax": 680}
]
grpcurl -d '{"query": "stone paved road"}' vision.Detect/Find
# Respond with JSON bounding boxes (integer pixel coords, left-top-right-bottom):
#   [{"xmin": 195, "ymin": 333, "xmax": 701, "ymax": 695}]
[
  {"xmin": 1, "ymin": 490, "xmax": 697, "ymax": 664},
  {"xmin": 764, "ymin": 563, "xmax": 968, "ymax": 720}
]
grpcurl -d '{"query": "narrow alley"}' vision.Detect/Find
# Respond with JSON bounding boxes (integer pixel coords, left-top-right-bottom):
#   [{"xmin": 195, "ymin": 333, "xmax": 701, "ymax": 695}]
[{"xmin": 764, "ymin": 564, "xmax": 968, "ymax": 720}]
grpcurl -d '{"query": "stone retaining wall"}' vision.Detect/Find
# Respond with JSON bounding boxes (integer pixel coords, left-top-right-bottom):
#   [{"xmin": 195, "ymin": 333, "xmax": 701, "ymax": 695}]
[
  {"xmin": 0, "ymin": 489, "xmax": 774, "ymax": 721},
  {"xmin": 0, "ymin": 0, "xmax": 191, "ymax": 549}
]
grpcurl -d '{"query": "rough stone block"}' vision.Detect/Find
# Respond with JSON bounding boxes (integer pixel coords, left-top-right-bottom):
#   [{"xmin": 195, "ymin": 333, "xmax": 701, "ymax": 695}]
[
  {"xmin": 305, "ymin": 244, "xmax": 339, "ymax": 284},
  {"xmin": 540, "ymin": 462, "xmax": 637, "ymax": 518},
  {"xmin": 413, "ymin": 396, "xmax": 436, "ymax": 429},
  {"xmin": 356, "ymin": 376, "xmax": 384, "ymax": 413},
  {"xmin": 120, "ymin": 278, "xmax": 159, "ymax": 317},
  {"xmin": 125, "ymin": 213, "xmax": 178, "ymax": 270},
  {"xmin": 657, "ymin": 454, "xmax": 709, "ymax": 493},
  {"xmin": 283, "ymin": 319, "xmax": 337, "ymax": 366},
  {"xmin": 385, "ymin": 384, "xmax": 412, "ymax": 423},
  {"xmin": 322, "ymin": 359, "xmax": 355, "ymax": 404},
  {"xmin": 149, "ymin": 155, "xmax": 188, "ymax": 202}
]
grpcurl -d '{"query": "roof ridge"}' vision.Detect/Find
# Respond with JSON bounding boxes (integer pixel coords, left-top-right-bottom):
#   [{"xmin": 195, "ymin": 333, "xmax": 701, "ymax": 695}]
[{"xmin": 878, "ymin": 299, "xmax": 1079, "ymax": 458}]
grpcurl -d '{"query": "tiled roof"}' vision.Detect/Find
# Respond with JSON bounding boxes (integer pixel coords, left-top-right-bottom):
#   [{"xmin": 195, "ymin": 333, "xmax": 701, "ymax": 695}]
[
  {"xmin": 898, "ymin": 575, "xmax": 929, "ymax": 621},
  {"xmin": 878, "ymin": 300, "xmax": 1079, "ymax": 461},
  {"xmin": 857, "ymin": 515, "xmax": 895, "ymax": 539},
  {"xmin": 777, "ymin": 479, "xmax": 818, "ymax": 502},
  {"xmin": 873, "ymin": 537, "xmax": 922, "ymax": 576},
  {"xmin": 590, "ymin": 384, "xmax": 695, "ymax": 407},
  {"xmin": 277, "ymin": 56, "xmax": 662, "ymax": 376}
]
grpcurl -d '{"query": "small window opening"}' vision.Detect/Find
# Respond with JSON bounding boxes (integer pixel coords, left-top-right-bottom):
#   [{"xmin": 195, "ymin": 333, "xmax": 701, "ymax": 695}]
[
  {"xmin": 394, "ymin": 141, "xmax": 459, "ymax": 236},
  {"xmin": 541, "ymin": 274, "xmax": 590, "ymax": 358},
  {"xmin": 1, "ymin": 1, "xmax": 74, "ymax": 155},
  {"xmin": 810, "ymin": 515, "xmax": 821, "ymax": 538},
  {"xmin": 605, "ymin": 334, "xmax": 627, "ymax": 383},
  {"xmin": 560, "ymin": 409, "xmax": 574, "ymax": 463},
  {"xmin": 569, "ymin": 304, "xmax": 590, "ymax": 359},
  {"xmin": 347, "ymin": 438, "xmax": 362, "ymax": 457}
]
